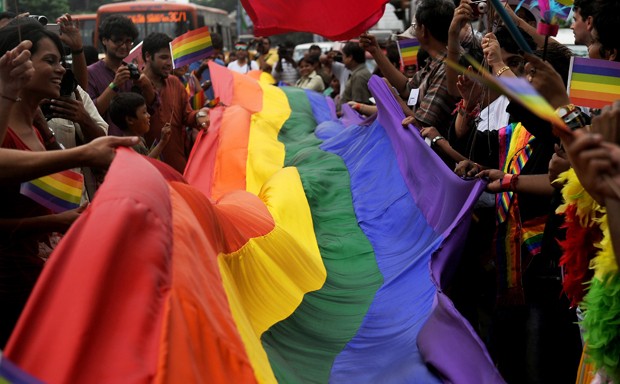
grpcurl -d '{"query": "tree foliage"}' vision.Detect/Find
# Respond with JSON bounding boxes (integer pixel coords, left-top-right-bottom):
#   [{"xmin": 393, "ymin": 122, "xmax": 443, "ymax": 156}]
[{"xmin": 6, "ymin": 0, "xmax": 70, "ymax": 19}]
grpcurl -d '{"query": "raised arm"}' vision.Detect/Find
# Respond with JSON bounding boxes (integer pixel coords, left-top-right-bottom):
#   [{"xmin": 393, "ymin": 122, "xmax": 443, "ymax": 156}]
[
  {"xmin": 0, "ymin": 40, "xmax": 34, "ymax": 143},
  {"xmin": 447, "ymin": 0, "xmax": 476, "ymax": 97},
  {"xmin": 359, "ymin": 33, "xmax": 409, "ymax": 98},
  {"xmin": 0, "ymin": 136, "xmax": 139, "ymax": 183},
  {"xmin": 58, "ymin": 14, "xmax": 88, "ymax": 89}
]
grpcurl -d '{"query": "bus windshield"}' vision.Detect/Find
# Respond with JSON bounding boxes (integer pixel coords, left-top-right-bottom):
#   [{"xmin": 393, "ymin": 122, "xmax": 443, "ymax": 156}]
[
  {"xmin": 100, "ymin": 11, "xmax": 192, "ymax": 41},
  {"xmin": 80, "ymin": 18, "xmax": 96, "ymax": 46}
]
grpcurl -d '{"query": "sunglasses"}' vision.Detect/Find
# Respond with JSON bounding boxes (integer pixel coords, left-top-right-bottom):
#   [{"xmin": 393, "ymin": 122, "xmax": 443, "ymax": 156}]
[{"xmin": 235, "ymin": 45, "xmax": 248, "ymax": 51}]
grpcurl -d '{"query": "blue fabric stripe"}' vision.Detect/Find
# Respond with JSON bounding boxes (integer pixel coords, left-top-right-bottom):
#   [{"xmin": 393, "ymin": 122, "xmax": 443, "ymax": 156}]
[
  {"xmin": 304, "ymin": 89, "xmax": 334, "ymax": 125},
  {"xmin": 322, "ymin": 120, "xmax": 441, "ymax": 383}
]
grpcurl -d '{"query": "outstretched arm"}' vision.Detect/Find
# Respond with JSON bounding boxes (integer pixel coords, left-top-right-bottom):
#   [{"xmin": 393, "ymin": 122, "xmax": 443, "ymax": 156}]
[
  {"xmin": 359, "ymin": 33, "xmax": 409, "ymax": 98},
  {"xmin": 0, "ymin": 136, "xmax": 139, "ymax": 183}
]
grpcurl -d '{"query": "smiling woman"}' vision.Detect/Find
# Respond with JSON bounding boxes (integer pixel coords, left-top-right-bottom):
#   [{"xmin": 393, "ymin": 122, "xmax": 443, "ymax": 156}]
[{"xmin": 0, "ymin": 19, "xmax": 87, "ymax": 348}]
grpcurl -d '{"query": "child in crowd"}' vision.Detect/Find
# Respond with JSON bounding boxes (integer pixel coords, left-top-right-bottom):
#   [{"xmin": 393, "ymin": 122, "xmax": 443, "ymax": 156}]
[{"xmin": 109, "ymin": 92, "xmax": 171, "ymax": 159}]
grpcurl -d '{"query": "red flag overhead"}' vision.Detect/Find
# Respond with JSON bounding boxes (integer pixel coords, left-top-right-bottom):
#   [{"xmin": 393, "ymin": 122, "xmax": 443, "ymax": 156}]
[{"xmin": 240, "ymin": 0, "xmax": 389, "ymax": 40}]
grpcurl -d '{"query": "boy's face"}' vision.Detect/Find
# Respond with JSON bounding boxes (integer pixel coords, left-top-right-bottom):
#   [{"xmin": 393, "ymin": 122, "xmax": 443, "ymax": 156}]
[
  {"xmin": 147, "ymin": 47, "xmax": 173, "ymax": 79},
  {"xmin": 128, "ymin": 104, "xmax": 150, "ymax": 136}
]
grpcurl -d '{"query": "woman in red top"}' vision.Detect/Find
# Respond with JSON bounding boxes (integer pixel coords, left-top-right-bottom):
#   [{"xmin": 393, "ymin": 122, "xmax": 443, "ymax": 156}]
[{"xmin": 0, "ymin": 20, "xmax": 86, "ymax": 347}]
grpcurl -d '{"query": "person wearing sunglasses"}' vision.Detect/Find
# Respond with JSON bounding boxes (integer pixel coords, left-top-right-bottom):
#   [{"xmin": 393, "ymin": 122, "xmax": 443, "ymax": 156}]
[{"xmin": 227, "ymin": 41, "xmax": 259, "ymax": 74}]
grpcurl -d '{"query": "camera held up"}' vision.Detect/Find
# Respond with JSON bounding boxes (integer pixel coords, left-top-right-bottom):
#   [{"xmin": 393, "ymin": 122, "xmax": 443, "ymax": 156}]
[
  {"xmin": 471, "ymin": 0, "xmax": 488, "ymax": 17},
  {"xmin": 127, "ymin": 63, "xmax": 141, "ymax": 80}
]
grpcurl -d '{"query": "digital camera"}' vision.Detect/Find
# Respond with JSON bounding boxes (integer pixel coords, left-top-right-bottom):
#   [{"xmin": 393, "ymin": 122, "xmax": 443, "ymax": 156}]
[
  {"xmin": 471, "ymin": 0, "xmax": 488, "ymax": 17},
  {"xmin": 29, "ymin": 15, "xmax": 48, "ymax": 25},
  {"xmin": 127, "ymin": 62, "xmax": 141, "ymax": 80}
]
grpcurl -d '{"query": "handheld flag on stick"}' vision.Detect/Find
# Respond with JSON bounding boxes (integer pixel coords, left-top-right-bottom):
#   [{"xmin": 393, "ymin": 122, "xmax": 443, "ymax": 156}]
[
  {"xmin": 20, "ymin": 170, "xmax": 83, "ymax": 213},
  {"xmin": 489, "ymin": 0, "xmax": 534, "ymax": 54},
  {"xmin": 170, "ymin": 26, "xmax": 214, "ymax": 69},
  {"xmin": 445, "ymin": 55, "xmax": 569, "ymax": 134},
  {"xmin": 397, "ymin": 38, "xmax": 420, "ymax": 67},
  {"xmin": 568, "ymin": 57, "xmax": 620, "ymax": 109}
]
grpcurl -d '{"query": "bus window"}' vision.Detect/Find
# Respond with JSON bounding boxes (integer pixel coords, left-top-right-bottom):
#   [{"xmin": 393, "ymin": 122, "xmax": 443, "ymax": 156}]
[
  {"xmin": 73, "ymin": 14, "xmax": 96, "ymax": 47},
  {"xmin": 197, "ymin": 15, "xmax": 206, "ymax": 28},
  {"xmin": 96, "ymin": 1, "xmax": 233, "ymax": 51},
  {"xmin": 99, "ymin": 11, "xmax": 192, "ymax": 43}
]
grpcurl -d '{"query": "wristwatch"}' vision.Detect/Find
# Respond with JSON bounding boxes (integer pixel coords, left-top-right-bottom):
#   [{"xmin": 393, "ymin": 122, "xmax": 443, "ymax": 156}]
[
  {"xmin": 555, "ymin": 104, "xmax": 587, "ymax": 130},
  {"xmin": 431, "ymin": 136, "xmax": 445, "ymax": 146},
  {"xmin": 196, "ymin": 111, "xmax": 208, "ymax": 118},
  {"xmin": 555, "ymin": 104, "xmax": 577, "ymax": 118}
]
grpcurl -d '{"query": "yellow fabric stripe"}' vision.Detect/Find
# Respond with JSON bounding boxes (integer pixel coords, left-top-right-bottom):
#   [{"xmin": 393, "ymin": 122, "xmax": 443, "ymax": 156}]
[
  {"xmin": 245, "ymin": 79, "xmax": 290, "ymax": 195},
  {"xmin": 219, "ymin": 167, "xmax": 326, "ymax": 384}
]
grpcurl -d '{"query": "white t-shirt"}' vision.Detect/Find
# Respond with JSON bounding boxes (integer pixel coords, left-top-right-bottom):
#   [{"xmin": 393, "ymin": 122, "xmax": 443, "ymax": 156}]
[
  {"xmin": 476, "ymin": 95, "xmax": 511, "ymax": 132},
  {"xmin": 227, "ymin": 60, "xmax": 259, "ymax": 74}
]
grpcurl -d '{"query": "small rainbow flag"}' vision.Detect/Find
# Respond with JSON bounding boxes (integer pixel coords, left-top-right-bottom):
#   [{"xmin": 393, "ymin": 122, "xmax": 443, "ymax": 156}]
[
  {"xmin": 397, "ymin": 38, "xmax": 420, "ymax": 67},
  {"xmin": 568, "ymin": 56, "xmax": 620, "ymax": 109},
  {"xmin": 20, "ymin": 169, "xmax": 83, "ymax": 213},
  {"xmin": 185, "ymin": 80, "xmax": 206, "ymax": 110},
  {"xmin": 499, "ymin": 76, "xmax": 566, "ymax": 127},
  {"xmin": 446, "ymin": 55, "xmax": 569, "ymax": 133},
  {"xmin": 170, "ymin": 26, "xmax": 214, "ymax": 69}
]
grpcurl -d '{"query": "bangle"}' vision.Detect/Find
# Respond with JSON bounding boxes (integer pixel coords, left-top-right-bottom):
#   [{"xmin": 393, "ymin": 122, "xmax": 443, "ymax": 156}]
[
  {"xmin": 500, "ymin": 174, "xmax": 513, "ymax": 191},
  {"xmin": 453, "ymin": 99, "xmax": 480, "ymax": 119},
  {"xmin": 431, "ymin": 136, "xmax": 445, "ymax": 146},
  {"xmin": 108, "ymin": 82, "xmax": 119, "ymax": 92},
  {"xmin": 0, "ymin": 93, "xmax": 21, "ymax": 102},
  {"xmin": 71, "ymin": 47, "xmax": 84, "ymax": 55},
  {"xmin": 496, "ymin": 65, "xmax": 511, "ymax": 77}
]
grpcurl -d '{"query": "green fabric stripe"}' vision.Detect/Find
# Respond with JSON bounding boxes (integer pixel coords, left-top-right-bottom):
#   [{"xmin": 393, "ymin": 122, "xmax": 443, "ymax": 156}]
[
  {"xmin": 261, "ymin": 87, "xmax": 382, "ymax": 383},
  {"xmin": 572, "ymin": 72, "xmax": 620, "ymax": 86}
]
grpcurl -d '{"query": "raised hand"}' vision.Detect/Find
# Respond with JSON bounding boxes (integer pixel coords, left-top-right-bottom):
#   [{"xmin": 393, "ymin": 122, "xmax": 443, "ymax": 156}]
[
  {"xmin": 57, "ymin": 14, "xmax": 82, "ymax": 52},
  {"xmin": 0, "ymin": 40, "xmax": 34, "ymax": 99},
  {"xmin": 359, "ymin": 33, "xmax": 380, "ymax": 56}
]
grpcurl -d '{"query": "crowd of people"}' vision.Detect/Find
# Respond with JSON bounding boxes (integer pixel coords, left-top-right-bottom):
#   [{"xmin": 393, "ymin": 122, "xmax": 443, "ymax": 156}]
[{"xmin": 0, "ymin": 0, "xmax": 619, "ymax": 382}]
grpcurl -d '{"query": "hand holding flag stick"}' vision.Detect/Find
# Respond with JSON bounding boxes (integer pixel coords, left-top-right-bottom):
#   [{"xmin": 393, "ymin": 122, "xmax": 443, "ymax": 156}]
[
  {"xmin": 488, "ymin": 0, "xmax": 533, "ymax": 54},
  {"xmin": 444, "ymin": 53, "xmax": 570, "ymax": 136},
  {"xmin": 449, "ymin": 52, "xmax": 620, "ymax": 200}
]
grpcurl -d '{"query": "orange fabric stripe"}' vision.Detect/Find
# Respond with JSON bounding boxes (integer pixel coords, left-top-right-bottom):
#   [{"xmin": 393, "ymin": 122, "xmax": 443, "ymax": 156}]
[
  {"xmin": 156, "ymin": 182, "xmax": 273, "ymax": 383},
  {"xmin": 210, "ymin": 105, "xmax": 252, "ymax": 200}
]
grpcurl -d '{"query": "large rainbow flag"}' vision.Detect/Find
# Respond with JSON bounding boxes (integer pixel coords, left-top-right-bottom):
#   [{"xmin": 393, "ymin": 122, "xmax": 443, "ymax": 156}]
[
  {"xmin": 568, "ymin": 56, "xmax": 620, "ymax": 110},
  {"xmin": 4, "ymin": 63, "xmax": 503, "ymax": 383}
]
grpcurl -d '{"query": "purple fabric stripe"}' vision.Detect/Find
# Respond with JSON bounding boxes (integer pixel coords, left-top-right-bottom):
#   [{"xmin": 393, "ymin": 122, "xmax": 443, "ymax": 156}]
[
  {"xmin": 367, "ymin": 76, "xmax": 501, "ymax": 382},
  {"xmin": 0, "ymin": 355, "xmax": 45, "ymax": 384},
  {"xmin": 340, "ymin": 103, "xmax": 365, "ymax": 127}
]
